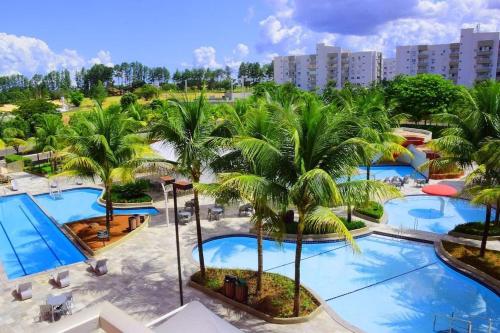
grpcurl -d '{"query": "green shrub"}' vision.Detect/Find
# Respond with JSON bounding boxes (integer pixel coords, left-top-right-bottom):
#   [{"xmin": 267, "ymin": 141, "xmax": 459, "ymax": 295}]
[
  {"xmin": 120, "ymin": 92, "xmax": 138, "ymax": 108},
  {"xmin": 109, "ymin": 179, "xmax": 152, "ymax": 203},
  {"xmin": 453, "ymin": 222, "xmax": 500, "ymax": 236},
  {"xmin": 285, "ymin": 216, "xmax": 365, "ymax": 235},
  {"xmin": 69, "ymin": 91, "xmax": 84, "ymax": 107},
  {"xmin": 5, "ymin": 154, "xmax": 32, "ymax": 167},
  {"xmin": 354, "ymin": 201, "xmax": 384, "ymax": 220}
]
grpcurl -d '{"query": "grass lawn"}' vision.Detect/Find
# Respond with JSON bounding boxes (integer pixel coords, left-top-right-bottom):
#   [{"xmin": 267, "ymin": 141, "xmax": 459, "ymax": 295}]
[
  {"xmin": 442, "ymin": 241, "xmax": 500, "ymax": 280},
  {"xmin": 191, "ymin": 268, "xmax": 319, "ymax": 318}
]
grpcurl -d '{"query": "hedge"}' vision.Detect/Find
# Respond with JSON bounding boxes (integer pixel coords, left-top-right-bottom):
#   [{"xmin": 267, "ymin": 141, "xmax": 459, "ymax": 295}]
[
  {"xmin": 453, "ymin": 222, "xmax": 500, "ymax": 237},
  {"xmin": 354, "ymin": 201, "xmax": 384, "ymax": 220},
  {"xmin": 285, "ymin": 216, "xmax": 365, "ymax": 235},
  {"xmin": 5, "ymin": 154, "xmax": 32, "ymax": 167}
]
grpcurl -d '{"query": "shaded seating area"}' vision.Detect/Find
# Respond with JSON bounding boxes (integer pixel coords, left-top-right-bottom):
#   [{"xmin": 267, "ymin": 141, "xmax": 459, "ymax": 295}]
[
  {"xmin": 208, "ymin": 204, "xmax": 225, "ymax": 221},
  {"xmin": 238, "ymin": 203, "xmax": 254, "ymax": 217},
  {"xmin": 42, "ymin": 292, "xmax": 74, "ymax": 322}
]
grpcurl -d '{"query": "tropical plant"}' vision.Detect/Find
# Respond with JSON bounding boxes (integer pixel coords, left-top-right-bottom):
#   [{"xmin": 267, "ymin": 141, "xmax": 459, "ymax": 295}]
[
  {"xmin": 2, "ymin": 127, "xmax": 31, "ymax": 154},
  {"xmin": 90, "ymin": 81, "xmax": 107, "ymax": 106},
  {"xmin": 149, "ymin": 94, "xmax": 218, "ymax": 280},
  {"xmin": 69, "ymin": 90, "xmax": 84, "ymax": 107},
  {"xmin": 35, "ymin": 114, "xmax": 65, "ymax": 172},
  {"xmin": 59, "ymin": 104, "xmax": 159, "ymax": 234}
]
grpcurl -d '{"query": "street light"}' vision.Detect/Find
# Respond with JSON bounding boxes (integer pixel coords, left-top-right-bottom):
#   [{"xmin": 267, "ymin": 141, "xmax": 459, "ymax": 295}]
[{"xmin": 172, "ymin": 179, "xmax": 193, "ymax": 306}]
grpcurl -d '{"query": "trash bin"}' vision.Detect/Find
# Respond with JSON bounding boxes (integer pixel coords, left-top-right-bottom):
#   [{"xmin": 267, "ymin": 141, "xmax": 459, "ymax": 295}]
[
  {"xmin": 138, "ymin": 214, "xmax": 145, "ymax": 224},
  {"xmin": 234, "ymin": 278, "xmax": 248, "ymax": 303},
  {"xmin": 223, "ymin": 275, "xmax": 237, "ymax": 299},
  {"xmin": 128, "ymin": 216, "xmax": 137, "ymax": 231}
]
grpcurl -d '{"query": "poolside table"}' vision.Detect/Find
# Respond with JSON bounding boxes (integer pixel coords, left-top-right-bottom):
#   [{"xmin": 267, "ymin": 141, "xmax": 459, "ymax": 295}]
[{"xmin": 46, "ymin": 294, "xmax": 68, "ymax": 322}]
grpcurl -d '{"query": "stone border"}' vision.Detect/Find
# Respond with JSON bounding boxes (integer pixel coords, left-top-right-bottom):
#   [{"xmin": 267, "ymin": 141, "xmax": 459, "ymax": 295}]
[
  {"xmin": 248, "ymin": 226, "xmax": 371, "ymax": 242},
  {"xmin": 434, "ymin": 240, "xmax": 500, "ymax": 296},
  {"xmin": 188, "ymin": 280, "xmax": 324, "ymax": 324},
  {"xmin": 65, "ymin": 215, "xmax": 151, "ymax": 257},
  {"xmin": 448, "ymin": 231, "xmax": 500, "ymax": 241},
  {"xmin": 352, "ymin": 210, "xmax": 385, "ymax": 223},
  {"xmin": 97, "ymin": 195, "xmax": 154, "ymax": 209}
]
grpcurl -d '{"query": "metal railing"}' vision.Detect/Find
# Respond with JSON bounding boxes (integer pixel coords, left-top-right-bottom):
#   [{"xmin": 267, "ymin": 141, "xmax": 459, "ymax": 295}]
[{"xmin": 433, "ymin": 313, "xmax": 472, "ymax": 333}]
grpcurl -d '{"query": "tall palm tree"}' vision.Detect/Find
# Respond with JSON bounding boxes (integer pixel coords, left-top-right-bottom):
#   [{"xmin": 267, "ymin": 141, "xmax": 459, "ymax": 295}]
[
  {"xmin": 59, "ymin": 104, "xmax": 155, "ymax": 234},
  {"xmin": 35, "ymin": 114, "xmax": 64, "ymax": 172},
  {"xmin": 149, "ymin": 94, "xmax": 217, "ymax": 280},
  {"xmin": 238, "ymin": 96, "xmax": 399, "ymax": 316}
]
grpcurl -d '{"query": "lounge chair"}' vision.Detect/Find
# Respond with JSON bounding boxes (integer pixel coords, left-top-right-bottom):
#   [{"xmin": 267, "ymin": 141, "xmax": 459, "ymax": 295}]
[
  {"xmin": 87, "ymin": 259, "xmax": 108, "ymax": 276},
  {"xmin": 402, "ymin": 175, "xmax": 411, "ymax": 184},
  {"xmin": 52, "ymin": 270, "xmax": 70, "ymax": 288},
  {"xmin": 15, "ymin": 282, "xmax": 32, "ymax": 300},
  {"xmin": 11, "ymin": 179, "xmax": 18, "ymax": 191},
  {"xmin": 238, "ymin": 203, "xmax": 254, "ymax": 217}
]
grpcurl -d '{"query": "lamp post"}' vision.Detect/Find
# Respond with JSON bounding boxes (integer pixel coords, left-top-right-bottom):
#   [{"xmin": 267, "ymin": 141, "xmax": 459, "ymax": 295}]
[{"xmin": 172, "ymin": 179, "xmax": 193, "ymax": 306}]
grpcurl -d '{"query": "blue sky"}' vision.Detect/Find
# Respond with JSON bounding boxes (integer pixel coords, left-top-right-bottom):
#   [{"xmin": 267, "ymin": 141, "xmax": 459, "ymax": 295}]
[{"xmin": 1, "ymin": 0, "xmax": 499, "ymax": 76}]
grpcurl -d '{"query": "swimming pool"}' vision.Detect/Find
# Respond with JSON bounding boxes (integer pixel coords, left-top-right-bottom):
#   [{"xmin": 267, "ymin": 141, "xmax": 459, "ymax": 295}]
[
  {"xmin": 195, "ymin": 235, "xmax": 499, "ymax": 333},
  {"xmin": 0, "ymin": 194, "xmax": 85, "ymax": 279},
  {"xmin": 353, "ymin": 165, "xmax": 426, "ymax": 181},
  {"xmin": 35, "ymin": 187, "xmax": 159, "ymax": 224},
  {"xmin": 385, "ymin": 195, "xmax": 494, "ymax": 234}
]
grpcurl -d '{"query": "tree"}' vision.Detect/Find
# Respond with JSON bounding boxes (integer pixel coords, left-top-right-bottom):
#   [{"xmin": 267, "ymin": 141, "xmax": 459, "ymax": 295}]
[
  {"xmin": 90, "ymin": 81, "xmax": 108, "ymax": 106},
  {"xmin": 13, "ymin": 99, "xmax": 59, "ymax": 135},
  {"xmin": 69, "ymin": 91, "xmax": 84, "ymax": 107},
  {"xmin": 120, "ymin": 92, "xmax": 138, "ymax": 109},
  {"xmin": 60, "ymin": 105, "xmax": 156, "ymax": 235},
  {"xmin": 2, "ymin": 127, "xmax": 31, "ymax": 154},
  {"xmin": 35, "ymin": 114, "xmax": 64, "ymax": 172},
  {"xmin": 386, "ymin": 74, "xmax": 459, "ymax": 124},
  {"xmin": 149, "ymin": 95, "xmax": 218, "ymax": 280},
  {"xmin": 135, "ymin": 84, "xmax": 159, "ymax": 100}
]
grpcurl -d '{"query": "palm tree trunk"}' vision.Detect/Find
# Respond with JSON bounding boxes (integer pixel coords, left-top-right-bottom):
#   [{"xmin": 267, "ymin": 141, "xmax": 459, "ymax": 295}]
[
  {"xmin": 293, "ymin": 212, "xmax": 304, "ymax": 317},
  {"xmin": 479, "ymin": 204, "xmax": 492, "ymax": 257},
  {"xmin": 193, "ymin": 187, "xmax": 206, "ymax": 279},
  {"xmin": 256, "ymin": 217, "xmax": 263, "ymax": 296},
  {"xmin": 347, "ymin": 175, "xmax": 352, "ymax": 223},
  {"xmin": 105, "ymin": 185, "xmax": 111, "ymax": 235},
  {"xmin": 366, "ymin": 164, "xmax": 371, "ymax": 181}
]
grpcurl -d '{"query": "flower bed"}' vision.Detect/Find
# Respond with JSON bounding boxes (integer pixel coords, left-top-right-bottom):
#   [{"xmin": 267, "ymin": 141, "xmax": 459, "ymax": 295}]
[
  {"xmin": 442, "ymin": 241, "xmax": 500, "ymax": 280},
  {"xmin": 191, "ymin": 268, "xmax": 320, "ymax": 319}
]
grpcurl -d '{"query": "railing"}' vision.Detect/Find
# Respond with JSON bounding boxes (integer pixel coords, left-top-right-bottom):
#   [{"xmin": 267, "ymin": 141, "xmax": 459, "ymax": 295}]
[
  {"xmin": 433, "ymin": 313, "xmax": 472, "ymax": 333},
  {"xmin": 433, "ymin": 313, "xmax": 496, "ymax": 333}
]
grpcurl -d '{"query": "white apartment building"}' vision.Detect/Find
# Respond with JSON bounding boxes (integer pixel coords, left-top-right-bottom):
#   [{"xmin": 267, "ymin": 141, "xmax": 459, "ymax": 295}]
[
  {"xmin": 273, "ymin": 43, "xmax": 382, "ymax": 91},
  {"xmin": 382, "ymin": 58, "xmax": 397, "ymax": 80},
  {"xmin": 395, "ymin": 28, "xmax": 500, "ymax": 86}
]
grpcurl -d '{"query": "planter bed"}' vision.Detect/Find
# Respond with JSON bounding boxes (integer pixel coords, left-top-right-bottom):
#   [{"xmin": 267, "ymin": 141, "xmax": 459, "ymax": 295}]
[{"xmin": 190, "ymin": 268, "xmax": 322, "ymax": 323}]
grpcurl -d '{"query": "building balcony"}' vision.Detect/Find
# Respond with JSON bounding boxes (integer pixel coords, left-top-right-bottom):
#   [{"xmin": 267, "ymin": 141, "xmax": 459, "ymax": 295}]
[
  {"xmin": 476, "ymin": 58, "xmax": 491, "ymax": 65},
  {"xmin": 477, "ymin": 50, "xmax": 492, "ymax": 56},
  {"xmin": 476, "ymin": 66, "xmax": 491, "ymax": 73},
  {"xmin": 418, "ymin": 54, "xmax": 429, "ymax": 59}
]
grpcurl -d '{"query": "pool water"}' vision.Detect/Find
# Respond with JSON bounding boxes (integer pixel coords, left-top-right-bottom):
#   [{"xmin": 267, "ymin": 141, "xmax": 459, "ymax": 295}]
[
  {"xmin": 195, "ymin": 235, "xmax": 500, "ymax": 333},
  {"xmin": 0, "ymin": 194, "xmax": 85, "ymax": 279},
  {"xmin": 353, "ymin": 165, "xmax": 426, "ymax": 181},
  {"xmin": 385, "ymin": 195, "xmax": 494, "ymax": 234},
  {"xmin": 35, "ymin": 187, "xmax": 159, "ymax": 224}
]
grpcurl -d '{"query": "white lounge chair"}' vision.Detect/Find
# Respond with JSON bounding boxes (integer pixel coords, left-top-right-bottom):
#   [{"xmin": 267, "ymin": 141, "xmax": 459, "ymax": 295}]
[
  {"xmin": 52, "ymin": 270, "xmax": 70, "ymax": 288},
  {"xmin": 87, "ymin": 259, "xmax": 108, "ymax": 276},
  {"xmin": 15, "ymin": 282, "xmax": 32, "ymax": 300}
]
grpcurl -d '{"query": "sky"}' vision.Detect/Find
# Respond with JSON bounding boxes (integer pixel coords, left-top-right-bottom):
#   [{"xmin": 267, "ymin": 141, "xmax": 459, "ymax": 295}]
[{"xmin": 0, "ymin": 0, "xmax": 499, "ymax": 77}]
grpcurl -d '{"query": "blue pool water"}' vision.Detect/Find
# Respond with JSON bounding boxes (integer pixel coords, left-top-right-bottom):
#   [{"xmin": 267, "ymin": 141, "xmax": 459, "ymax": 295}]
[
  {"xmin": 0, "ymin": 194, "xmax": 85, "ymax": 279},
  {"xmin": 196, "ymin": 235, "xmax": 499, "ymax": 333},
  {"xmin": 353, "ymin": 165, "xmax": 426, "ymax": 181},
  {"xmin": 35, "ymin": 187, "xmax": 159, "ymax": 224},
  {"xmin": 385, "ymin": 195, "xmax": 494, "ymax": 234}
]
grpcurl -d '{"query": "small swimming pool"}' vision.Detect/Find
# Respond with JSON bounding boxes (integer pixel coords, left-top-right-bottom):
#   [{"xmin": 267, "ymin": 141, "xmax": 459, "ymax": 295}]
[
  {"xmin": 0, "ymin": 194, "xmax": 85, "ymax": 279},
  {"xmin": 35, "ymin": 187, "xmax": 159, "ymax": 224},
  {"xmin": 385, "ymin": 195, "xmax": 494, "ymax": 234},
  {"xmin": 195, "ymin": 235, "xmax": 500, "ymax": 333},
  {"xmin": 352, "ymin": 165, "xmax": 426, "ymax": 181}
]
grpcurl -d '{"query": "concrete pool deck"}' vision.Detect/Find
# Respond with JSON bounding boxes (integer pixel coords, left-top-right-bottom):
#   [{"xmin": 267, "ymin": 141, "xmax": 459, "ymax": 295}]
[{"xmin": 0, "ymin": 171, "xmax": 497, "ymax": 333}]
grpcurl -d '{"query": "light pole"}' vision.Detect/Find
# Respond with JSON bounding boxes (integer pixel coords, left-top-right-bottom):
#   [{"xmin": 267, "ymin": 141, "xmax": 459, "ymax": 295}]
[
  {"xmin": 172, "ymin": 179, "xmax": 193, "ymax": 306},
  {"xmin": 160, "ymin": 176, "xmax": 175, "ymax": 227}
]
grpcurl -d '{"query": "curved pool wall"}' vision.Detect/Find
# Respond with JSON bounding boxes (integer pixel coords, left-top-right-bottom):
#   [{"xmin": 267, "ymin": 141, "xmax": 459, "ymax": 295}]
[
  {"xmin": 194, "ymin": 235, "xmax": 499, "ymax": 333},
  {"xmin": 34, "ymin": 187, "xmax": 159, "ymax": 224},
  {"xmin": 353, "ymin": 165, "xmax": 426, "ymax": 181},
  {"xmin": 385, "ymin": 195, "xmax": 495, "ymax": 234},
  {"xmin": 0, "ymin": 194, "xmax": 85, "ymax": 279}
]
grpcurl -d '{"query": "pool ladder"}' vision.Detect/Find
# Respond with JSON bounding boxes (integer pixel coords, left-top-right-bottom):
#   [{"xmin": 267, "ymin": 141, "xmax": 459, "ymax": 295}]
[
  {"xmin": 49, "ymin": 183, "xmax": 62, "ymax": 199},
  {"xmin": 433, "ymin": 313, "xmax": 495, "ymax": 333}
]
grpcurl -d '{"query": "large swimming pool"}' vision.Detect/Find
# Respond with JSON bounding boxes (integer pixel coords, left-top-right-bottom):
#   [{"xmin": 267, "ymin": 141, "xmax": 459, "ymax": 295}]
[
  {"xmin": 195, "ymin": 235, "xmax": 499, "ymax": 333},
  {"xmin": 35, "ymin": 187, "xmax": 159, "ymax": 224},
  {"xmin": 0, "ymin": 194, "xmax": 85, "ymax": 279},
  {"xmin": 353, "ymin": 165, "xmax": 426, "ymax": 181},
  {"xmin": 385, "ymin": 195, "xmax": 494, "ymax": 234}
]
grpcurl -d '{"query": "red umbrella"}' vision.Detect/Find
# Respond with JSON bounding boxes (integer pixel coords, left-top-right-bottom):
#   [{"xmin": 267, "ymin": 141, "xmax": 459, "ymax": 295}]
[{"xmin": 422, "ymin": 184, "xmax": 458, "ymax": 197}]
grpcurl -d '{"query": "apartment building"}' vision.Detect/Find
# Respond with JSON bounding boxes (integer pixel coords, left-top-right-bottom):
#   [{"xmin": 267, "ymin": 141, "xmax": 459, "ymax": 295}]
[
  {"xmin": 273, "ymin": 43, "xmax": 382, "ymax": 91},
  {"xmin": 395, "ymin": 28, "xmax": 500, "ymax": 86},
  {"xmin": 382, "ymin": 58, "xmax": 397, "ymax": 80}
]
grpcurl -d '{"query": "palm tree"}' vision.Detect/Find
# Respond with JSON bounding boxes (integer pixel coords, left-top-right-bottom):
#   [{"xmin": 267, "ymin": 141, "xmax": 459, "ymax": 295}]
[
  {"xmin": 59, "ymin": 104, "xmax": 155, "ymax": 234},
  {"xmin": 2, "ymin": 127, "xmax": 31, "ymax": 154},
  {"xmin": 239, "ymin": 95, "xmax": 399, "ymax": 316},
  {"xmin": 149, "ymin": 94, "xmax": 218, "ymax": 280},
  {"xmin": 35, "ymin": 114, "xmax": 64, "ymax": 172},
  {"xmin": 199, "ymin": 101, "xmax": 287, "ymax": 295}
]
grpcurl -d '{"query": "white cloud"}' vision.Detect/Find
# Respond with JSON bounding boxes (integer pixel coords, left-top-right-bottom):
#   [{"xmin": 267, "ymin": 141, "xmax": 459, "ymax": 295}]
[
  {"xmin": 193, "ymin": 46, "xmax": 221, "ymax": 68},
  {"xmin": 244, "ymin": 6, "xmax": 255, "ymax": 23},
  {"xmin": 259, "ymin": 16, "xmax": 302, "ymax": 45},
  {"xmin": 90, "ymin": 50, "xmax": 113, "ymax": 67},
  {"xmin": 0, "ymin": 32, "xmax": 114, "ymax": 76},
  {"xmin": 233, "ymin": 43, "xmax": 249, "ymax": 58}
]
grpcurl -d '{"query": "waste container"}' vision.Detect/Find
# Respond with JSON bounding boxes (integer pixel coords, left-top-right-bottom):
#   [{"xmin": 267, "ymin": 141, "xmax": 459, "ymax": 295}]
[
  {"xmin": 223, "ymin": 275, "xmax": 237, "ymax": 299},
  {"xmin": 128, "ymin": 216, "xmax": 137, "ymax": 231},
  {"xmin": 235, "ymin": 278, "xmax": 248, "ymax": 303}
]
